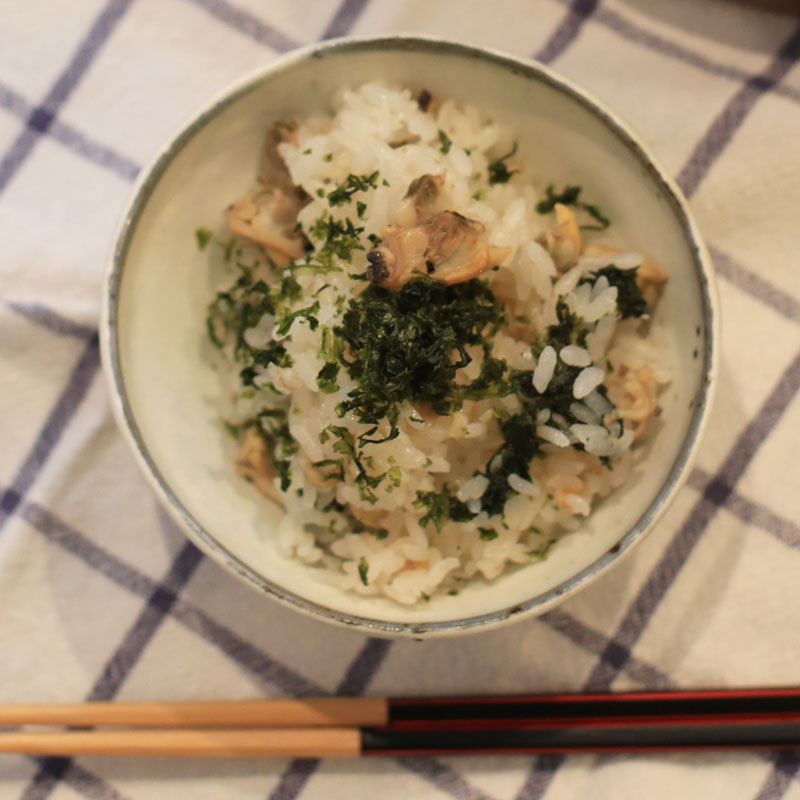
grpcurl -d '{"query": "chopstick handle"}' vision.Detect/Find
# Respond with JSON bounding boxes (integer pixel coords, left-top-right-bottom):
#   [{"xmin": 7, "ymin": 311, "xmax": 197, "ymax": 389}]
[
  {"xmin": 2, "ymin": 722, "xmax": 799, "ymax": 758},
  {"xmin": 0, "ymin": 728, "xmax": 361, "ymax": 758},
  {"xmin": 0, "ymin": 699, "xmax": 388, "ymax": 729}
]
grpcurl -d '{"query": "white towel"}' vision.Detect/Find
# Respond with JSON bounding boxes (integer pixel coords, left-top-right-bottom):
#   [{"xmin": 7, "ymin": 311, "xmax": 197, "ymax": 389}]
[{"xmin": 1, "ymin": 0, "xmax": 799, "ymax": 798}]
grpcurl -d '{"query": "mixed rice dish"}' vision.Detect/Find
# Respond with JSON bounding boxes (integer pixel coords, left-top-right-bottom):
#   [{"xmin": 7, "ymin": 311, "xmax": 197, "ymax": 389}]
[{"xmin": 201, "ymin": 83, "xmax": 668, "ymax": 605}]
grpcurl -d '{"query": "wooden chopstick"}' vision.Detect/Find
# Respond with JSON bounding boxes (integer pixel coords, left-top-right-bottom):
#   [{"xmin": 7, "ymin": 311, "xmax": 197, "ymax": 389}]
[
  {"xmin": 1, "ymin": 721, "xmax": 799, "ymax": 758},
  {"xmin": 0, "ymin": 728, "xmax": 360, "ymax": 758},
  {"xmin": 0, "ymin": 698, "xmax": 388, "ymax": 729},
  {"xmin": 4, "ymin": 688, "xmax": 800, "ymax": 730},
  {"xmin": 2, "ymin": 689, "xmax": 800, "ymax": 757}
]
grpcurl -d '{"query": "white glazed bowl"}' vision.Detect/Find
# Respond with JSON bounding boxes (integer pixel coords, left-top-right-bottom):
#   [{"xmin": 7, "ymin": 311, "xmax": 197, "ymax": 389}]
[{"xmin": 101, "ymin": 36, "xmax": 717, "ymax": 638}]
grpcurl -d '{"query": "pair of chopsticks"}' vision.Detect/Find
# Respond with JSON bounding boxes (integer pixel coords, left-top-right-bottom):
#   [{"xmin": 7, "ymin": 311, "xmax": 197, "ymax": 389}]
[{"xmin": 2, "ymin": 688, "xmax": 800, "ymax": 758}]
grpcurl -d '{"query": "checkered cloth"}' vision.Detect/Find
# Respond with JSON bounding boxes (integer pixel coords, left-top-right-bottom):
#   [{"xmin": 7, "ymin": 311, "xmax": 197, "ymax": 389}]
[{"xmin": 1, "ymin": 0, "xmax": 799, "ymax": 797}]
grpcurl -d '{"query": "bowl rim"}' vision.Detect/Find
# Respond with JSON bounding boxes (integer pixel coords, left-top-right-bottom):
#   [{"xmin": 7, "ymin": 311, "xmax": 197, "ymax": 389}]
[{"xmin": 100, "ymin": 34, "xmax": 719, "ymax": 638}]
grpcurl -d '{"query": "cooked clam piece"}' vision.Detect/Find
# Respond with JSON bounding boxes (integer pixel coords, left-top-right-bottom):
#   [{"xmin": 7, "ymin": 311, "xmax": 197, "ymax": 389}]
[{"xmin": 367, "ymin": 210, "xmax": 510, "ymax": 290}]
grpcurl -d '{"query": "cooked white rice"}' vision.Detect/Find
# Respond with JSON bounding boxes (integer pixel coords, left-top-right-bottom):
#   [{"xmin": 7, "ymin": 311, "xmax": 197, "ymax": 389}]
[{"xmin": 202, "ymin": 83, "xmax": 669, "ymax": 605}]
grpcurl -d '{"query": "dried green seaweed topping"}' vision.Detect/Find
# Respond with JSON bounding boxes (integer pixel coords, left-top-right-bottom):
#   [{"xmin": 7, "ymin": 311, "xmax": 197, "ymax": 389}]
[
  {"xmin": 325, "ymin": 425, "xmax": 386, "ymax": 504},
  {"xmin": 309, "ymin": 213, "xmax": 365, "ymax": 272},
  {"xmin": 251, "ymin": 409, "xmax": 299, "ymax": 492},
  {"xmin": 488, "ymin": 142, "xmax": 518, "ymax": 184},
  {"xmin": 581, "ymin": 266, "xmax": 647, "ymax": 319},
  {"xmin": 358, "ymin": 557, "xmax": 369, "ymax": 585},
  {"xmin": 316, "ymin": 362, "xmax": 340, "ymax": 393},
  {"xmin": 536, "ymin": 184, "xmax": 610, "ymax": 230},
  {"xmin": 336, "ymin": 278, "xmax": 505, "ymax": 426},
  {"xmin": 477, "ymin": 412, "xmax": 539, "ymax": 517},
  {"xmin": 414, "ymin": 486, "xmax": 475, "ymax": 533},
  {"xmin": 327, "ymin": 171, "xmax": 380, "ymax": 207}
]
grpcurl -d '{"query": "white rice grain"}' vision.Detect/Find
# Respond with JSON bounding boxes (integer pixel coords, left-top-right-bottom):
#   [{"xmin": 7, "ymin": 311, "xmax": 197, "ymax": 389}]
[
  {"xmin": 524, "ymin": 240, "xmax": 556, "ymax": 299},
  {"xmin": 573, "ymin": 367, "xmax": 605, "ymax": 399},
  {"xmin": 560, "ymin": 345, "xmax": 591, "ymax": 367},
  {"xmin": 457, "ymin": 474, "xmax": 489, "ymax": 502},
  {"xmin": 586, "ymin": 314, "xmax": 616, "ymax": 362},
  {"xmin": 508, "ymin": 473, "xmax": 540, "ymax": 497},
  {"xmin": 613, "ymin": 251, "xmax": 643, "ymax": 269},
  {"xmin": 553, "ymin": 263, "xmax": 584, "ymax": 297},
  {"xmin": 582, "ymin": 286, "xmax": 618, "ymax": 323},
  {"xmin": 583, "ymin": 388, "xmax": 613, "ymax": 416},
  {"xmin": 536, "ymin": 425, "xmax": 570, "ymax": 448},
  {"xmin": 570, "ymin": 423, "xmax": 614, "ymax": 456},
  {"xmin": 569, "ymin": 402, "xmax": 599, "ymax": 425},
  {"xmin": 533, "ymin": 346, "xmax": 557, "ymax": 393}
]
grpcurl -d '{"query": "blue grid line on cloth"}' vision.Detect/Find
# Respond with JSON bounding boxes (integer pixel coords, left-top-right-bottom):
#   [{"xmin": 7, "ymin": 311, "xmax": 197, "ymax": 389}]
[
  {"xmin": 4, "ymin": 302, "xmax": 97, "ymax": 341},
  {"xmin": 86, "ymin": 543, "xmax": 207, "ymax": 702},
  {"xmin": 27, "ymin": 764, "xmax": 129, "ymax": 800},
  {"xmin": 14, "ymin": 496, "xmax": 321, "ymax": 696},
  {"xmin": 512, "ymin": 17, "xmax": 800, "ymax": 795},
  {"xmin": 516, "ymin": 754, "xmax": 563, "ymax": 800},
  {"xmin": 19, "ymin": 542, "xmax": 204, "ymax": 800},
  {"xmin": 267, "ymin": 639, "xmax": 393, "ymax": 800},
  {"xmin": 6, "ymin": 462, "xmax": 788, "ymax": 797},
  {"xmin": 587, "ymin": 353, "xmax": 800, "ymax": 688},
  {"xmin": 547, "ymin": 0, "xmax": 800, "ymax": 107},
  {"xmin": 539, "ymin": 609, "xmax": 673, "ymax": 688},
  {"xmin": 12, "ymin": 494, "xmax": 497, "ymax": 800},
  {"xmin": 0, "ymin": 3, "xmax": 792, "ymax": 796},
  {"xmin": 0, "ymin": 80, "xmax": 139, "ymax": 182},
  {"xmin": 688, "ymin": 467, "xmax": 800, "ymax": 549},
  {"xmin": 321, "ymin": 0, "xmax": 371, "ymax": 40},
  {"xmin": 710, "ymin": 245, "xmax": 800, "ymax": 324},
  {"xmin": 0, "ymin": 0, "xmax": 130, "ymax": 556},
  {"xmin": 57, "ymin": 767, "xmax": 129, "ymax": 800},
  {"xmin": 0, "ymin": 0, "xmax": 132, "ymax": 195},
  {"xmin": 584, "ymin": 346, "xmax": 800, "ymax": 685},
  {"xmin": 0, "ymin": 335, "xmax": 99, "ymax": 531},
  {"xmin": 533, "ymin": 0, "xmax": 599, "ymax": 64},
  {"xmin": 184, "ymin": 0, "xmax": 302, "ymax": 52},
  {"xmin": 396, "ymin": 757, "xmax": 496, "ymax": 800},
  {"xmin": 9, "ymin": 478, "xmax": 722, "ymax": 799},
  {"xmin": 753, "ymin": 752, "xmax": 800, "ymax": 800},
  {"xmin": 0, "ymin": 10, "xmax": 797, "ymax": 337},
  {"xmin": 11, "ymin": 492, "xmax": 680, "ymax": 705},
  {"xmin": 513, "ymin": 347, "xmax": 800, "ymax": 800},
  {"xmin": 677, "ymin": 22, "xmax": 800, "ymax": 198}
]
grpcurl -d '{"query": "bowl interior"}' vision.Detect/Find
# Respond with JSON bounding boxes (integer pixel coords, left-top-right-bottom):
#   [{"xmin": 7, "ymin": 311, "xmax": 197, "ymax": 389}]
[{"xmin": 108, "ymin": 39, "xmax": 713, "ymax": 634}]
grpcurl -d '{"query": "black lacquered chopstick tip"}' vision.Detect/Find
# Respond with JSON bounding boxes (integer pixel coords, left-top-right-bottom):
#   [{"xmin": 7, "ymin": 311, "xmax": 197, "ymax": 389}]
[
  {"xmin": 387, "ymin": 694, "xmax": 800, "ymax": 725},
  {"xmin": 362, "ymin": 722, "xmax": 800, "ymax": 756}
]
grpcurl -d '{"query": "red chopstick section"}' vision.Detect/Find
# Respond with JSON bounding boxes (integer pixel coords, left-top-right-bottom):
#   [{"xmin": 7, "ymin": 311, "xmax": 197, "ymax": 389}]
[
  {"xmin": 391, "ymin": 687, "xmax": 800, "ymax": 707},
  {"xmin": 387, "ymin": 687, "xmax": 800, "ymax": 730},
  {"xmin": 388, "ymin": 711, "xmax": 800, "ymax": 732}
]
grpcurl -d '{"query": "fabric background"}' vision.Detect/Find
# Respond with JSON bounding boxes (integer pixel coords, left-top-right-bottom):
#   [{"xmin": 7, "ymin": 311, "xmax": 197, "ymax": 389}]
[{"xmin": 1, "ymin": 0, "xmax": 800, "ymax": 797}]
